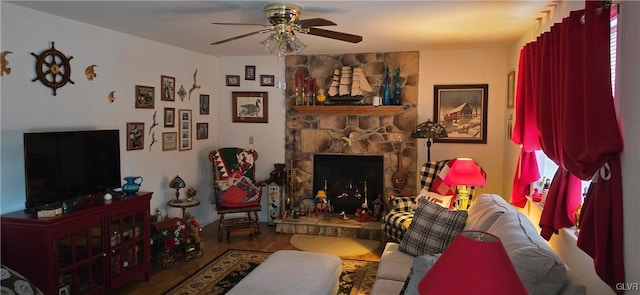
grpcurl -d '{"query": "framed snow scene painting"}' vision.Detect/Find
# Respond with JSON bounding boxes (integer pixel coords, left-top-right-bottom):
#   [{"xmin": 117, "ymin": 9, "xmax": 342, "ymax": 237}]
[
  {"xmin": 232, "ymin": 91, "xmax": 268, "ymax": 123},
  {"xmin": 433, "ymin": 84, "xmax": 488, "ymax": 144}
]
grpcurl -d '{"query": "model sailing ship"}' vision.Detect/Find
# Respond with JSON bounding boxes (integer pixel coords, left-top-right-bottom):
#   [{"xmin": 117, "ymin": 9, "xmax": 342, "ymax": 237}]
[{"xmin": 328, "ymin": 66, "xmax": 373, "ymax": 102}]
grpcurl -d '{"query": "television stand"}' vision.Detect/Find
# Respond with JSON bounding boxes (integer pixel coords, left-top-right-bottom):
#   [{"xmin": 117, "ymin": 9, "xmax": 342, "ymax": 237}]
[{"xmin": 1, "ymin": 191, "xmax": 153, "ymax": 294}]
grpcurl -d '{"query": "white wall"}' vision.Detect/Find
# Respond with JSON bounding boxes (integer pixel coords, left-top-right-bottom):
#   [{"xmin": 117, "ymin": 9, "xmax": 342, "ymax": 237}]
[{"xmin": 0, "ymin": 3, "xmax": 218, "ymax": 224}]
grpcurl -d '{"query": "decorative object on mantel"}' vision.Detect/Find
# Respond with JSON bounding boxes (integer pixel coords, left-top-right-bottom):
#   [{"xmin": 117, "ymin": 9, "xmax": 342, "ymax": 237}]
[
  {"xmin": 31, "ymin": 41, "xmax": 74, "ymax": 96},
  {"xmin": 107, "ymin": 91, "xmax": 116, "ymax": 103},
  {"xmin": 188, "ymin": 68, "xmax": 201, "ymax": 100},
  {"xmin": 411, "ymin": 120, "xmax": 447, "ymax": 161},
  {"xmin": 84, "ymin": 64, "xmax": 97, "ymax": 81},
  {"xmin": 210, "ymin": 3, "xmax": 362, "ymax": 56},
  {"xmin": 169, "ymin": 175, "xmax": 186, "ymax": 203},
  {"xmin": 1, "ymin": 50, "xmax": 12, "ymax": 76},
  {"xmin": 381, "ymin": 66, "xmax": 391, "ymax": 105},
  {"xmin": 392, "ymin": 66, "xmax": 402, "ymax": 105},
  {"xmin": 418, "ymin": 231, "xmax": 526, "ymax": 295},
  {"xmin": 293, "ymin": 71, "xmax": 317, "ymax": 105},
  {"xmin": 326, "ymin": 66, "xmax": 373, "ymax": 104},
  {"xmin": 177, "ymin": 85, "xmax": 186, "ymax": 100}
]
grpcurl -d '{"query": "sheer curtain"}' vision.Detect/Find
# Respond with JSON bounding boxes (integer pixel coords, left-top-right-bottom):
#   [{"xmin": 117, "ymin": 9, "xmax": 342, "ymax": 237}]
[{"xmin": 510, "ymin": 2, "xmax": 624, "ymax": 293}]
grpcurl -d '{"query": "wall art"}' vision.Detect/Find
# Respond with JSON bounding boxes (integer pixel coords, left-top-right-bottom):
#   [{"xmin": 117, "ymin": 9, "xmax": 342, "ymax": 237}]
[
  {"xmin": 178, "ymin": 109, "xmax": 192, "ymax": 151},
  {"xmin": 245, "ymin": 65, "xmax": 256, "ymax": 80},
  {"xmin": 196, "ymin": 123, "xmax": 208, "ymax": 140},
  {"xmin": 162, "ymin": 132, "xmax": 177, "ymax": 151},
  {"xmin": 126, "ymin": 122, "xmax": 145, "ymax": 151},
  {"xmin": 260, "ymin": 75, "xmax": 275, "ymax": 87},
  {"xmin": 507, "ymin": 71, "xmax": 515, "ymax": 109},
  {"xmin": 232, "ymin": 91, "xmax": 268, "ymax": 123},
  {"xmin": 164, "ymin": 107, "xmax": 175, "ymax": 128},
  {"xmin": 135, "ymin": 85, "xmax": 154, "ymax": 109},
  {"xmin": 433, "ymin": 84, "xmax": 488, "ymax": 144},
  {"xmin": 161, "ymin": 75, "xmax": 176, "ymax": 101},
  {"xmin": 226, "ymin": 75, "xmax": 240, "ymax": 86},
  {"xmin": 200, "ymin": 94, "xmax": 210, "ymax": 115}
]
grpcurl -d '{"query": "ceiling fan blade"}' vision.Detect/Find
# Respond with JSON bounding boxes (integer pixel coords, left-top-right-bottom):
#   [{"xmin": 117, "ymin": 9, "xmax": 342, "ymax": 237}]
[
  {"xmin": 297, "ymin": 18, "xmax": 336, "ymax": 28},
  {"xmin": 211, "ymin": 29, "xmax": 271, "ymax": 45},
  {"xmin": 306, "ymin": 28, "xmax": 363, "ymax": 43},
  {"xmin": 212, "ymin": 22, "xmax": 267, "ymax": 26}
]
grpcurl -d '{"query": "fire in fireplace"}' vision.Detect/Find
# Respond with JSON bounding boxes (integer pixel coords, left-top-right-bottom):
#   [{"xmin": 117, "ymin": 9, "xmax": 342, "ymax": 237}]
[{"xmin": 312, "ymin": 154, "xmax": 384, "ymax": 214}]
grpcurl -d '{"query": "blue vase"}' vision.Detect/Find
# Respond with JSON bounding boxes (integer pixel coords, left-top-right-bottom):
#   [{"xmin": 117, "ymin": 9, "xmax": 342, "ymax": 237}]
[
  {"xmin": 122, "ymin": 176, "xmax": 143, "ymax": 195},
  {"xmin": 382, "ymin": 66, "xmax": 391, "ymax": 105}
]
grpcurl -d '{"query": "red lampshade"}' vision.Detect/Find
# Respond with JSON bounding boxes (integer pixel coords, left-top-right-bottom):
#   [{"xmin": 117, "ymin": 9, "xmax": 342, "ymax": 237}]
[
  {"xmin": 418, "ymin": 231, "xmax": 527, "ymax": 295},
  {"xmin": 442, "ymin": 158, "xmax": 486, "ymax": 186}
]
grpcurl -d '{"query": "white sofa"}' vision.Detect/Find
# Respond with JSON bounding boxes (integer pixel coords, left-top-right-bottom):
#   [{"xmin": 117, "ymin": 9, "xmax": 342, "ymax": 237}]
[{"xmin": 371, "ymin": 193, "xmax": 586, "ymax": 295}]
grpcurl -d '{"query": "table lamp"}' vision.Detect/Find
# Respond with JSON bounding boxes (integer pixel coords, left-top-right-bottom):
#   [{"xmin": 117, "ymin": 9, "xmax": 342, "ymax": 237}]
[
  {"xmin": 411, "ymin": 120, "xmax": 447, "ymax": 161},
  {"xmin": 442, "ymin": 158, "xmax": 486, "ymax": 210},
  {"xmin": 418, "ymin": 230, "xmax": 527, "ymax": 295},
  {"xmin": 169, "ymin": 175, "xmax": 186, "ymax": 203}
]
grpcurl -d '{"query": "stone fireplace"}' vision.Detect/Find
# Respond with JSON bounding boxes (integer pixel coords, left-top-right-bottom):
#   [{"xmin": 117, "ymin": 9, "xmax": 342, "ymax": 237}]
[
  {"xmin": 284, "ymin": 51, "xmax": 421, "ymax": 212},
  {"xmin": 313, "ymin": 154, "xmax": 383, "ymax": 214}
]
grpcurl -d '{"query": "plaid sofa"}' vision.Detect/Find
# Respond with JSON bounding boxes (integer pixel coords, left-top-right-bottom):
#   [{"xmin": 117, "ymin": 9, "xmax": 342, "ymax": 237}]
[{"xmin": 382, "ymin": 160, "xmax": 449, "ymax": 241}]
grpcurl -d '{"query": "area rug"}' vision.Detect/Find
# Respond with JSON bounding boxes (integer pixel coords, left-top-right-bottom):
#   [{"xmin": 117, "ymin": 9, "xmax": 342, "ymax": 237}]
[
  {"xmin": 164, "ymin": 249, "xmax": 378, "ymax": 295},
  {"xmin": 290, "ymin": 234, "xmax": 380, "ymax": 257}
]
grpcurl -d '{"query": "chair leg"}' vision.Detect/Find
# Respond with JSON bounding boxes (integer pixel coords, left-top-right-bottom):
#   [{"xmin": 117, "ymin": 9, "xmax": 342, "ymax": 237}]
[
  {"xmin": 252, "ymin": 211, "xmax": 261, "ymax": 234},
  {"xmin": 218, "ymin": 214, "xmax": 225, "ymax": 242}
]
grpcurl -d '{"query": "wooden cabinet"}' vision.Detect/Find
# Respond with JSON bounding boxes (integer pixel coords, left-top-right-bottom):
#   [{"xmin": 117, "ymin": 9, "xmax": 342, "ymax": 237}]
[{"xmin": 0, "ymin": 192, "xmax": 152, "ymax": 295}]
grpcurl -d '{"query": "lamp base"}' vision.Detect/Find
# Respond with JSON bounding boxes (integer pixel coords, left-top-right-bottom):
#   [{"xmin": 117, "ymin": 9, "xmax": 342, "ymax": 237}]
[{"xmin": 455, "ymin": 186, "xmax": 470, "ymax": 210}]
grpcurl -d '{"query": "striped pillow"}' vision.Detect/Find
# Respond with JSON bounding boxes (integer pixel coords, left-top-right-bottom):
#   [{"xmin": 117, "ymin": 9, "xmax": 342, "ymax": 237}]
[{"xmin": 399, "ymin": 199, "xmax": 468, "ymax": 256}]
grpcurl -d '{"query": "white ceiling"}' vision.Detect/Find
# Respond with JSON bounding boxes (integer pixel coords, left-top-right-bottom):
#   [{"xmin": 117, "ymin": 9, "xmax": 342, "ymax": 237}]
[{"xmin": 7, "ymin": 0, "xmax": 553, "ymax": 57}]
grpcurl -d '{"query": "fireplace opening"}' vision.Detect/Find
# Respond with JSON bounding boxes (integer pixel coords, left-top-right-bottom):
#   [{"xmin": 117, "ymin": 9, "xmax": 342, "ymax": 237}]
[{"xmin": 313, "ymin": 154, "xmax": 384, "ymax": 214}]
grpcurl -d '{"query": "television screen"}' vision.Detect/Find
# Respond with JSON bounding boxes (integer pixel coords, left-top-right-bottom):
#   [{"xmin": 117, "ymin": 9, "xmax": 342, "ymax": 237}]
[{"xmin": 23, "ymin": 129, "xmax": 121, "ymax": 211}]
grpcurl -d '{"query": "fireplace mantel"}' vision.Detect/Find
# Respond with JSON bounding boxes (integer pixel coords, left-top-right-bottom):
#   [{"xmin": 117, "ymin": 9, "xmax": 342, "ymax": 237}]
[{"xmin": 292, "ymin": 105, "xmax": 403, "ymax": 115}]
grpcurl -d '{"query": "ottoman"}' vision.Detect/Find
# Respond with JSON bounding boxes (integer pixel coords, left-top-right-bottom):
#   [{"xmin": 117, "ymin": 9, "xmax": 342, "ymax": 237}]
[{"xmin": 226, "ymin": 250, "xmax": 342, "ymax": 295}]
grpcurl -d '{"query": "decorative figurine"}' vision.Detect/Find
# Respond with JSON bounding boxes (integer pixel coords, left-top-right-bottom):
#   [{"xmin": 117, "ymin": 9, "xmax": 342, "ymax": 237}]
[
  {"xmin": 1, "ymin": 51, "xmax": 13, "ymax": 77},
  {"xmin": 178, "ymin": 85, "xmax": 187, "ymax": 100},
  {"xmin": 317, "ymin": 88, "xmax": 327, "ymax": 105},
  {"xmin": 85, "ymin": 64, "xmax": 97, "ymax": 81},
  {"xmin": 108, "ymin": 91, "xmax": 116, "ymax": 103},
  {"xmin": 188, "ymin": 68, "xmax": 201, "ymax": 100},
  {"xmin": 314, "ymin": 190, "xmax": 329, "ymax": 217}
]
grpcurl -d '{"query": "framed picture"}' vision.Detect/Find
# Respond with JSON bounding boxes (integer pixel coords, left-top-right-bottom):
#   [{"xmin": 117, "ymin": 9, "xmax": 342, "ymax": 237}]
[
  {"xmin": 260, "ymin": 75, "xmax": 275, "ymax": 87},
  {"xmin": 245, "ymin": 65, "xmax": 256, "ymax": 80},
  {"xmin": 199, "ymin": 94, "xmax": 210, "ymax": 115},
  {"xmin": 507, "ymin": 71, "xmax": 515, "ymax": 109},
  {"xmin": 226, "ymin": 75, "xmax": 240, "ymax": 86},
  {"xmin": 433, "ymin": 84, "xmax": 488, "ymax": 144},
  {"xmin": 196, "ymin": 123, "xmax": 209, "ymax": 140},
  {"xmin": 178, "ymin": 109, "xmax": 192, "ymax": 151},
  {"xmin": 232, "ymin": 91, "xmax": 269, "ymax": 123},
  {"xmin": 162, "ymin": 132, "xmax": 177, "ymax": 151},
  {"xmin": 164, "ymin": 107, "xmax": 175, "ymax": 127},
  {"xmin": 135, "ymin": 85, "xmax": 154, "ymax": 109},
  {"xmin": 126, "ymin": 122, "xmax": 145, "ymax": 151},
  {"xmin": 160, "ymin": 75, "xmax": 175, "ymax": 101}
]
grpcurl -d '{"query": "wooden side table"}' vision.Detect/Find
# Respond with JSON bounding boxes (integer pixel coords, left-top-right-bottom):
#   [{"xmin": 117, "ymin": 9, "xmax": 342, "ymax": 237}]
[{"xmin": 167, "ymin": 199, "xmax": 200, "ymax": 217}]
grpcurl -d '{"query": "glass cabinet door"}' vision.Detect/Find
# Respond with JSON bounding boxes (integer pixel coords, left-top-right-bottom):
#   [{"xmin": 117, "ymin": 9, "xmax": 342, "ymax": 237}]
[
  {"xmin": 57, "ymin": 224, "xmax": 105, "ymax": 294},
  {"xmin": 110, "ymin": 211, "xmax": 147, "ymax": 279}
]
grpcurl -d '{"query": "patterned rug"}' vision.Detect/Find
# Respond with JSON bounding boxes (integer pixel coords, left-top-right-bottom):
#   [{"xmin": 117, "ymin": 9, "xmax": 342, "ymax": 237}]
[{"xmin": 164, "ymin": 249, "xmax": 378, "ymax": 295}]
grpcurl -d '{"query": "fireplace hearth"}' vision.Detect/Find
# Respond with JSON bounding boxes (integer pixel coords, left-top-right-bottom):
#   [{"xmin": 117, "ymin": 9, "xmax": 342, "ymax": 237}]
[{"xmin": 313, "ymin": 154, "xmax": 383, "ymax": 214}]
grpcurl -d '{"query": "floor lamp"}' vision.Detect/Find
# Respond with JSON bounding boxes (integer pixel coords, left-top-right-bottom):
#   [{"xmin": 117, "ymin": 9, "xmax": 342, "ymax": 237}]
[{"xmin": 411, "ymin": 120, "xmax": 447, "ymax": 161}]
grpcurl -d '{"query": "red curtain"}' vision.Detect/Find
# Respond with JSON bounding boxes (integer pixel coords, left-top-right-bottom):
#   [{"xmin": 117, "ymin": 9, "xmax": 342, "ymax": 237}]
[{"xmin": 510, "ymin": 1, "xmax": 624, "ymax": 292}]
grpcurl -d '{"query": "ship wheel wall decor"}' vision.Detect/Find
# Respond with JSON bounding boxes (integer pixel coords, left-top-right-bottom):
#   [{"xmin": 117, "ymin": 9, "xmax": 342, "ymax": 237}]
[{"xmin": 31, "ymin": 41, "xmax": 74, "ymax": 96}]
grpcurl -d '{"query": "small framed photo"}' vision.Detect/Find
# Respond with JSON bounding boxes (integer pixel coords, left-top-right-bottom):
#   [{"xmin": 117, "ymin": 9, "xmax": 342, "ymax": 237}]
[
  {"xmin": 135, "ymin": 85, "xmax": 155, "ymax": 109},
  {"xmin": 196, "ymin": 123, "xmax": 209, "ymax": 140},
  {"xmin": 226, "ymin": 75, "xmax": 240, "ymax": 87},
  {"xmin": 178, "ymin": 109, "xmax": 192, "ymax": 151},
  {"xmin": 200, "ymin": 94, "xmax": 210, "ymax": 115},
  {"xmin": 507, "ymin": 71, "xmax": 515, "ymax": 109},
  {"xmin": 164, "ymin": 107, "xmax": 175, "ymax": 127},
  {"xmin": 245, "ymin": 65, "xmax": 256, "ymax": 80},
  {"xmin": 162, "ymin": 132, "xmax": 178, "ymax": 151},
  {"xmin": 160, "ymin": 75, "xmax": 175, "ymax": 101},
  {"xmin": 232, "ymin": 91, "xmax": 268, "ymax": 123},
  {"xmin": 260, "ymin": 75, "xmax": 275, "ymax": 87},
  {"xmin": 126, "ymin": 122, "xmax": 145, "ymax": 151}
]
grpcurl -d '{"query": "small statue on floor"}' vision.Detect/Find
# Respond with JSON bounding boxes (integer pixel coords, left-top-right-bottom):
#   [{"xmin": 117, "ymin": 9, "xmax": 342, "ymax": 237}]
[
  {"xmin": 183, "ymin": 211, "xmax": 204, "ymax": 250},
  {"xmin": 356, "ymin": 202, "xmax": 371, "ymax": 222},
  {"xmin": 314, "ymin": 190, "xmax": 329, "ymax": 217}
]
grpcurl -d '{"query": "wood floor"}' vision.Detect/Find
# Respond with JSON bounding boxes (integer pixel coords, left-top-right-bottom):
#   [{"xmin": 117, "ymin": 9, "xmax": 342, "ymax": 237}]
[{"xmin": 111, "ymin": 220, "xmax": 384, "ymax": 294}]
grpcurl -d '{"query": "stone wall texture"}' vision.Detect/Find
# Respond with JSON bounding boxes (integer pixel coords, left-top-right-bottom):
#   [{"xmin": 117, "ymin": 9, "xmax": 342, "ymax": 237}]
[{"xmin": 285, "ymin": 51, "xmax": 420, "ymax": 208}]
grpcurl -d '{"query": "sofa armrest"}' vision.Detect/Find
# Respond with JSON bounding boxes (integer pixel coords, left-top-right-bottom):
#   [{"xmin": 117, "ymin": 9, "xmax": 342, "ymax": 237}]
[{"xmin": 391, "ymin": 196, "xmax": 414, "ymax": 212}]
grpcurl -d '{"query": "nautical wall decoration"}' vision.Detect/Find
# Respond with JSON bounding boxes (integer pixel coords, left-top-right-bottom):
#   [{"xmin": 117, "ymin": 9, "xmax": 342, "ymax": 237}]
[
  {"xmin": 188, "ymin": 68, "xmax": 201, "ymax": 100},
  {"xmin": 327, "ymin": 66, "xmax": 373, "ymax": 103},
  {"xmin": 85, "ymin": 64, "xmax": 97, "ymax": 80},
  {"xmin": 1, "ymin": 51, "xmax": 12, "ymax": 77},
  {"xmin": 31, "ymin": 42, "xmax": 74, "ymax": 96},
  {"xmin": 108, "ymin": 91, "xmax": 116, "ymax": 103}
]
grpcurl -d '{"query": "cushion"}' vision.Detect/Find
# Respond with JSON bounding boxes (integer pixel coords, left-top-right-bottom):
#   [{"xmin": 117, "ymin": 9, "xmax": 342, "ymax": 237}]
[
  {"xmin": 399, "ymin": 199, "xmax": 468, "ymax": 256},
  {"xmin": 220, "ymin": 185, "xmax": 248, "ymax": 204},
  {"xmin": 487, "ymin": 212, "xmax": 569, "ymax": 295},
  {"xmin": 400, "ymin": 254, "xmax": 441, "ymax": 295},
  {"xmin": 464, "ymin": 194, "xmax": 515, "ymax": 231},
  {"xmin": 1, "ymin": 264, "xmax": 43, "ymax": 295},
  {"xmin": 429, "ymin": 161, "xmax": 457, "ymax": 195},
  {"xmin": 419, "ymin": 160, "xmax": 449, "ymax": 189},
  {"xmin": 413, "ymin": 187, "xmax": 453, "ymax": 210}
]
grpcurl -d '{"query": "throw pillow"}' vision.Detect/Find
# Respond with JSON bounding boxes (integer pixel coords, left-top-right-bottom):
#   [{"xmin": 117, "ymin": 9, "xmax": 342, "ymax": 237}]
[
  {"xmin": 413, "ymin": 187, "xmax": 454, "ymax": 210},
  {"xmin": 399, "ymin": 199, "xmax": 468, "ymax": 256},
  {"xmin": 220, "ymin": 185, "xmax": 248, "ymax": 205},
  {"xmin": 399, "ymin": 254, "xmax": 441, "ymax": 295},
  {"xmin": 429, "ymin": 161, "xmax": 457, "ymax": 196}
]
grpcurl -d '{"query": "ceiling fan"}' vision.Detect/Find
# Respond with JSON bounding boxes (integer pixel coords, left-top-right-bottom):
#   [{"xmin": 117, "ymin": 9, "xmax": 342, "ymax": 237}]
[{"xmin": 210, "ymin": 3, "xmax": 363, "ymax": 46}]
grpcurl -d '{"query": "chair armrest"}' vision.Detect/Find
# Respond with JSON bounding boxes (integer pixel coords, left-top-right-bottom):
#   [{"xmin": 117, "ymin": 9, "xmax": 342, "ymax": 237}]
[{"xmin": 391, "ymin": 196, "xmax": 415, "ymax": 212}]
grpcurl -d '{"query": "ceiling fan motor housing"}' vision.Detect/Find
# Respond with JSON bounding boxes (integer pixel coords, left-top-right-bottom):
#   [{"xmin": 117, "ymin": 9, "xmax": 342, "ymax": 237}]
[{"xmin": 265, "ymin": 3, "xmax": 301, "ymax": 25}]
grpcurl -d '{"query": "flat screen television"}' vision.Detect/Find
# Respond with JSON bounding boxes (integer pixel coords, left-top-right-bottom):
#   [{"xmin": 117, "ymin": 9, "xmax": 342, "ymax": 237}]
[{"xmin": 23, "ymin": 129, "xmax": 121, "ymax": 212}]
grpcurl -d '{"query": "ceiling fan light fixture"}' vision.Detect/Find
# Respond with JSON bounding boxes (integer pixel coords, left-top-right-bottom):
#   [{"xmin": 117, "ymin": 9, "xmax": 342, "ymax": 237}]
[{"xmin": 260, "ymin": 31, "xmax": 306, "ymax": 56}]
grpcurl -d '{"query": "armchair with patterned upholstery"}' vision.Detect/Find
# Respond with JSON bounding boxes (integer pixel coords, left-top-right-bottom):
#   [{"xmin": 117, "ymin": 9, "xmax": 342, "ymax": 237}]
[{"xmin": 209, "ymin": 147, "xmax": 265, "ymax": 241}]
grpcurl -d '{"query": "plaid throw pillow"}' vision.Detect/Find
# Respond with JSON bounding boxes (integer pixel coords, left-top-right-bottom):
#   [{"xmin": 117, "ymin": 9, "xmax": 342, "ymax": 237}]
[
  {"xmin": 399, "ymin": 199, "xmax": 468, "ymax": 256},
  {"xmin": 429, "ymin": 161, "xmax": 457, "ymax": 196},
  {"xmin": 420, "ymin": 160, "xmax": 449, "ymax": 189}
]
